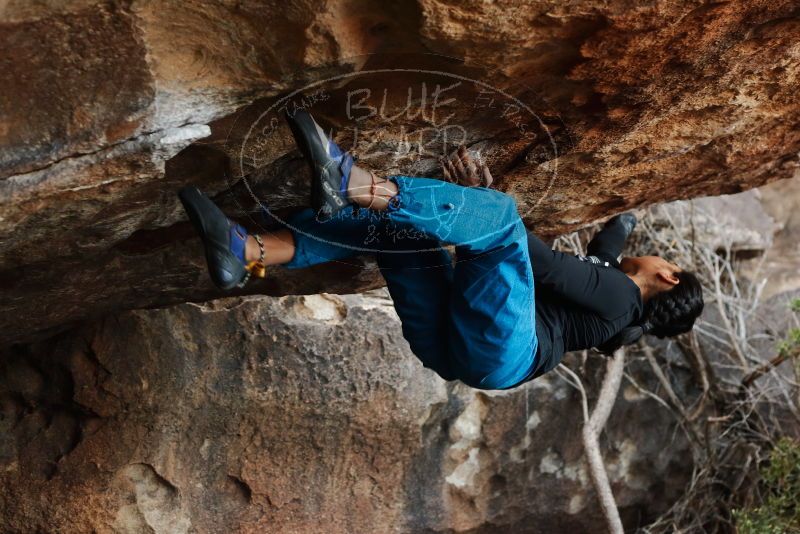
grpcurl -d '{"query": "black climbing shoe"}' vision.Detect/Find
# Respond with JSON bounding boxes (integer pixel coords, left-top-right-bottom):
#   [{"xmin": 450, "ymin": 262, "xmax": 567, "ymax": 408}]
[
  {"xmin": 284, "ymin": 108, "xmax": 353, "ymax": 221},
  {"xmin": 178, "ymin": 186, "xmax": 265, "ymax": 290}
]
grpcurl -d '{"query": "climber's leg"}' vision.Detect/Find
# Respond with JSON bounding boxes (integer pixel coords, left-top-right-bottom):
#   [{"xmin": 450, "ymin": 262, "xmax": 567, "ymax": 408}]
[
  {"xmin": 276, "ymin": 201, "xmax": 458, "ymax": 380},
  {"xmin": 346, "ymin": 170, "xmax": 524, "ymax": 254},
  {"xmin": 346, "ymin": 164, "xmax": 398, "ymax": 211},
  {"xmin": 376, "ymin": 242, "xmax": 456, "ymax": 381},
  {"xmin": 245, "ymin": 229, "xmax": 295, "ymax": 266},
  {"xmin": 282, "ymin": 107, "xmax": 535, "ymax": 388},
  {"xmin": 447, "ymin": 235, "xmax": 537, "ymax": 389},
  {"xmin": 280, "ymin": 204, "xmax": 392, "ymax": 268},
  {"xmin": 382, "ymin": 177, "xmax": 538, "ymax": 390}
]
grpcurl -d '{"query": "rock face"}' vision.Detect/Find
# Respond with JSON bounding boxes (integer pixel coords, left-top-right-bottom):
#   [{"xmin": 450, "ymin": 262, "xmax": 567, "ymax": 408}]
[
  {"xmin": 0, "ymin": 292, "xmax": 693, "ymax": 533},
  {"xmin": 753, "ymin": 176, "xmax": 800, "ymax": 297},
  {"xmin": 2, "ymin": 0, "xmax": 800, "ymax": 345}
]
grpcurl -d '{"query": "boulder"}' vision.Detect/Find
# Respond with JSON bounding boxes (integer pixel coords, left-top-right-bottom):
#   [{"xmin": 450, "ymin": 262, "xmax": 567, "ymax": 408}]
[
  {"xmin": 2, "ymin": 0, "xmax": 800, "ymax": 345},
  {"xmin": 0, "ymin": 292, "xmax": 693, "ymax": 533}
]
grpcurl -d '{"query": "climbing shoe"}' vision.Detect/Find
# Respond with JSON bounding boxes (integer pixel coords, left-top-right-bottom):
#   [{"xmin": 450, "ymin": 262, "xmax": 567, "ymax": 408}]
[
  {"xmin": 284, "ymin": 108, "xmax": 354, "ymax": 221},
  {"xmin": 178, "ymin": 186, "xmax": 265, "ymax": 290}
]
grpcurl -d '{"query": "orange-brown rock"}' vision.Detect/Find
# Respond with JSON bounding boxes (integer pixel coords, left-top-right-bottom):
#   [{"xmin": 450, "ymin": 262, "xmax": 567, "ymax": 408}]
[{"xmin": 1, "ymin": 0, "xmax": 798, "ymax": 346}]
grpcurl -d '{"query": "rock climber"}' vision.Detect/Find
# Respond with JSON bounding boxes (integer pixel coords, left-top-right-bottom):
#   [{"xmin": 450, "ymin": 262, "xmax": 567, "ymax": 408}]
[{"xmin": 178, "ymin": 109, "xmax": 704, "ymax": 390}]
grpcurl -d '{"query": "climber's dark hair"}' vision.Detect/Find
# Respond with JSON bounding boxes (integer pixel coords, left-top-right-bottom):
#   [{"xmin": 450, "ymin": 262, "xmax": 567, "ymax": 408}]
[{"xmin": 597, "ymin": 271, "xmax": 704, "ymax": 354}]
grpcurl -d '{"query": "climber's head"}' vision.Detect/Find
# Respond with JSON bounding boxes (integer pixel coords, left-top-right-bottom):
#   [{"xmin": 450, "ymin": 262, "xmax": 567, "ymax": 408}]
[
  {"xmin": 597, "ymin": 256, "xmax": 705, "ymax": 354},
  {"xmin": 621, "ymin": 255, "xmax": 704, "ymax": 336},
  {"xmin": 620, "ymin": 255, "xmax": 682, "ymax": 298}
]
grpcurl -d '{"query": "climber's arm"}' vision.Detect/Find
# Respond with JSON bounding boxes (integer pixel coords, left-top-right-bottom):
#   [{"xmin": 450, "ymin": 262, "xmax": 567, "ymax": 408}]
[
  {"xmin": 586, "ymin": 213, "xmax": 637, "ymax": 266},
  {"xmin": 527, "ymin": 232, "xmax": 634, "ymax": 318}
]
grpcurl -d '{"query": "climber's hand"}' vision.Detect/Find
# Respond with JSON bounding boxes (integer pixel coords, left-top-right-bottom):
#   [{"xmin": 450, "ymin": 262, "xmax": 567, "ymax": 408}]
[
  {"xmin": 441, "ymin": 145, "xmax": 493, "ymax": 188},
  {"xmin": 607, "ymin": 212, "xmax": 638, "ymax": 236}
]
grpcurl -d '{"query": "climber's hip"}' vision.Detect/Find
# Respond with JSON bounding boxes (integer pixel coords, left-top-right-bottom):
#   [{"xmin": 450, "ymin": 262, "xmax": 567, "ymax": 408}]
[{"xmin": 444, "ymin": 236, "xmax": 538, "ymax": 390}]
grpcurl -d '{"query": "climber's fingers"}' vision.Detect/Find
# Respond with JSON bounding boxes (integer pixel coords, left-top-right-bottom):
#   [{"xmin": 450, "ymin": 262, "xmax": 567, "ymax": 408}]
[
  {"xmin": 458, "ymin": 145, "xmax": 479, "ymax": 185},
  {"xmin": 440, "ymin": 156, "xmax": 453, "ymax": 182},
  {"xmin": 445, "ymin": 150, "xmax": 461, "ymax": 183},
  {"xmin": 480, "ymin": 162, "xmax": 494, "ymax": 188},
  {"xmin": 450, "ymin": 150, "xmax": 468, "ymax": 183},
  {"xmin": 445, "ymin": 156, "xmax": 460, "ymax": 183},
  {"xmin": 444, "ymin": 146, "xmax": 488, "ymax": 187}
]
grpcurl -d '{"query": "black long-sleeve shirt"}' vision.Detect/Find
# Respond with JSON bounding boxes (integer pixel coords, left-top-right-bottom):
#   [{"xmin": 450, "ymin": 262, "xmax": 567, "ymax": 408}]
[{"xmin": 523, "ymin": 217, "xmax": 643, "ymax": 381}]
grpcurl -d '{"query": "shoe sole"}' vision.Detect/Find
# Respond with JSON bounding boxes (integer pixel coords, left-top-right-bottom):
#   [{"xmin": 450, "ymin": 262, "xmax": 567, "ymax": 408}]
[{"xmin": 178, "ymin": 186, "xmax": 246, "ymax": 291}]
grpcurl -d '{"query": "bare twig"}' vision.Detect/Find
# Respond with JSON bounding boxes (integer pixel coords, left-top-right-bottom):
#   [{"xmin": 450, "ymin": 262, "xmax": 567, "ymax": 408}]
[
  {"xmin": 740, "ymin": 347, "xmax": 800, "ymax": 389},
  {"xmin": 557, "ymin": 353, "xmax": 626, "ymax": 534},
  {"xmin": 556, "ymin": 364, "xmax": 589, "ymax": 422},
  {"xmin": 583, "ymin": 350, "xmax": 626, "ymax": 534}
]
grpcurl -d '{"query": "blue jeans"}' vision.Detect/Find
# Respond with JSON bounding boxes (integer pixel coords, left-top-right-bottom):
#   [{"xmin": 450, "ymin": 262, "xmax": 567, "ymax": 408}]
[{"xmin": 283, "ymin": 177, "xmax": 537, "ymax": 390}]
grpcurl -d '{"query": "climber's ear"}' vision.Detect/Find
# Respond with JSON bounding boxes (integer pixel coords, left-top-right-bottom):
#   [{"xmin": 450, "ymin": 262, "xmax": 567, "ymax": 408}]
[
  {"xmin": 656, "ymin": 269, "xmax": 680, "ymax": 287},
  {"xmin": 655, "ymin": 257, "xmax": 681, "ymax": 289}
]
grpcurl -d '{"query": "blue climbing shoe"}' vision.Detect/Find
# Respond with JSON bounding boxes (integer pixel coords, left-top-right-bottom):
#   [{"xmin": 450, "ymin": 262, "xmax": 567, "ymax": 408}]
[
  {"xmin": 284, "ymin": 108, "xmax": 354, "ymax": 221},
  {"xmin": 178, "ymin": 186, "xmax": 265, "ymax": 290}
]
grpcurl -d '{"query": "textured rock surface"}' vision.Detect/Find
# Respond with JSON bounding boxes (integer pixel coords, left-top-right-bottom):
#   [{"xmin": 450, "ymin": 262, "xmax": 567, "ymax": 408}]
[
  {"xmin": 752, "ymin": 176, "xmax": 800, "ymax": 297},
  {"xmin": 2, "ymin": 0, "xmax": 800, "ymax": 345},
  {"xmin": 0, "ymin": 291, "xmax": 693, "ymax": 533}
]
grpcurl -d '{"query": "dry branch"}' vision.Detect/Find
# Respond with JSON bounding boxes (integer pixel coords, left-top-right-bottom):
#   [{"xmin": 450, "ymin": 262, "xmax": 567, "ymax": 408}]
[
  {"xmin": 574, "ymin": 349, "xmax": 626, "ymax": 534},
  {"xmin": 557, "ymin": 352, "xmax": 626, "ymax": 534},
  {"xmin": 740, "ymin": 347, "xmax": 800, "ymax": 389}
]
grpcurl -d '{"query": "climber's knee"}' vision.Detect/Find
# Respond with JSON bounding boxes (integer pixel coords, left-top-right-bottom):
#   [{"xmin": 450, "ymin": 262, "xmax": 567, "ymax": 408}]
[
  {"xmin": 496, "ymin": 192, "xmax": 521, "ymax": 225},
  {"xmin": 478, "ymin": 191, "xmax": 525, "ymax": 250},
  {"xmin": 454, "ymin": 359, "xmax": 527, "ymax": 391}
]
